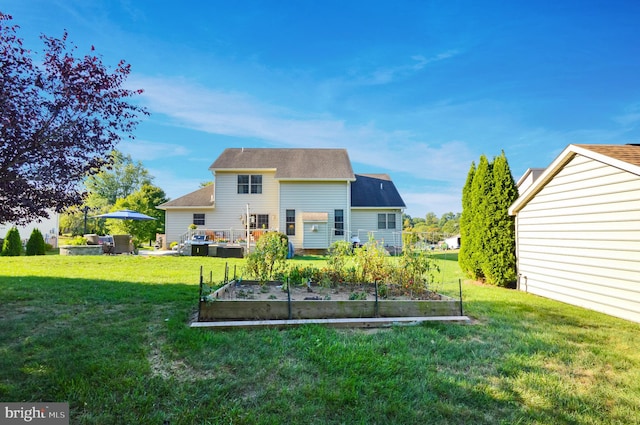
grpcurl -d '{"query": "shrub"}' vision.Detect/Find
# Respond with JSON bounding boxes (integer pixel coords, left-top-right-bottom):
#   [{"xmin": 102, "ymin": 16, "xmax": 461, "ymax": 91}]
[
  {"xmin": 25, "ymin": 228, "xmax": 46, "ymax": 256},
  {"xmin": 353, "ymin": 237, "xmax": 389, "ymax": 283},
  {"xmin": 1, "ymin": 227, "xmax": 23, "ymax": 256},
  {"xmin": 244, "ymin": 232, "xmax": 288, "ymax": 284},
  {"xmin": 67, "ymin": 236, "xmax": 88, "ymax": 246}
]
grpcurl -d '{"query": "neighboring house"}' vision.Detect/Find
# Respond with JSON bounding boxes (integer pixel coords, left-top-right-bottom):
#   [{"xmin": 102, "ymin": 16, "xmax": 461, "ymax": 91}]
[
  {"xmin": 0, "ymin": 210, "xmax": 60, "ymax": 247},
  {"xmin": 509, "ymin": 144, "xmax": 640, "ymax": 323},
  {"xmin": 516, "ymin": 167, "xmax": 546, "ymax": 194},
  {"xmin": 158, "ymin": 148, "xmax": 406, "ymax": 253}
]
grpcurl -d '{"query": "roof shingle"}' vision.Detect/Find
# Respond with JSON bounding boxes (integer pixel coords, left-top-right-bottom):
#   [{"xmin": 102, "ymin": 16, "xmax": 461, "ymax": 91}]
[
  {"xmin": 158, "ymin": 185, "xmax": 214, "ymax": 208},
  {"xmin": 209, "ymin": 148, "xmax": 355, "ymax": 180},
  {"xmin": 351, "ymin": 174, "xmax": 406, "ymax": 208},
  {"xmin": 574, "ymin": 144, "xmax": 640, "ymax": 167}
]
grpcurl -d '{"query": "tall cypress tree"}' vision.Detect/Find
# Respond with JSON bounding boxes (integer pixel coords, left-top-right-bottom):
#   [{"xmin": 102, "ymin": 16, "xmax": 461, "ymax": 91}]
[
  {"xmin": 468, "ymin": 155, "xmax": 493, "ymax": 280},
  {"xmin": 483, "ymin": 151, "xmax": 518, "ymax": 286},
  {"xmin": 458, "ymin": 161, "xmax": 475, "ymax": 276}
]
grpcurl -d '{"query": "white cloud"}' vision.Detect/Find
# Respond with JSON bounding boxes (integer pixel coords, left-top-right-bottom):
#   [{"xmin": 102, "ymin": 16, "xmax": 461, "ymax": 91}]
[
  {"xmin": 342, "ymin": 50, "xmax": 460, "ymax": 87},
  {"xmin": 129, "ymin": 75, "xmax": 473, "ymax": 184},
  {"xmin": 118, "ymin": 139, "xmax": 190, "ymax": 161}
]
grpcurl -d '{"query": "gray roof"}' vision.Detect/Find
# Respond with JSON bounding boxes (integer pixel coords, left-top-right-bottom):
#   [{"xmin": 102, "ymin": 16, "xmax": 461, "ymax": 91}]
[
  {"xmin": 157, "ymin": 185, "xmax": 214, "ymax": 209},
  {"xmin": 209, "ymin": 148, "xmax": 355, "ymax": 180},
  {"xmin": 351, "ymin": 174, "xmax": 406, "ymax": 208}
]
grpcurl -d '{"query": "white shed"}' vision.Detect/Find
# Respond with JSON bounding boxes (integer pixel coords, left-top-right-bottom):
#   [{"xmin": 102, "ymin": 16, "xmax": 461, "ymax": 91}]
[
  {"xmin": 444, "ymin": 235, "xmax": 460, "ymax": 249},
  {"xmin": 509, "ymin": 144, "xmax": 640, "ymax": 323}
]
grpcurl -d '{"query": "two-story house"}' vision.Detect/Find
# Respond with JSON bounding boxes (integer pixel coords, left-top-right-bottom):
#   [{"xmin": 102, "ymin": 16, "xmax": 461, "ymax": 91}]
[{"xmin": 158, "ymin": 148, "xmax": 406, "ymax": 253}]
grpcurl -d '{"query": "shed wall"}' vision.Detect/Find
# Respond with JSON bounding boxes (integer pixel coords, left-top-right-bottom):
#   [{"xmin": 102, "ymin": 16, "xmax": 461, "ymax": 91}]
[{"xmin": 515, "ymin": 154, "xmax": 640, "ymax": 323}]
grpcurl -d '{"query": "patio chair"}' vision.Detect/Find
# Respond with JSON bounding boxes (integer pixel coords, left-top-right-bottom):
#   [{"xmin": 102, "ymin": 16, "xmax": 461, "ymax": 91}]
[
  {"xmin": 112, "ymin": 234, "xmax": 133, "ymax": 254},
  {"xmin": 84, "ymin": 234, "xmax": 99, "ymax": 245}
]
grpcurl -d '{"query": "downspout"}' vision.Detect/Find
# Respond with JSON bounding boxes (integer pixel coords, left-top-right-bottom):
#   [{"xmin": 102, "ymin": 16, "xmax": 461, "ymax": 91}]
[{"xmin": 346, "ymin": 180, "xmax": 352, "ymax": 242}]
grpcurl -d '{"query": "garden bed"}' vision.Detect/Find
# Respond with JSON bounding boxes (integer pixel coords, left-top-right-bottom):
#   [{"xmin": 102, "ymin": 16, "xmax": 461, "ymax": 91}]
[
  {"xmin": 195, "ymin": 280, "xmax": 466, "ymax": 328},
  {"xmin": 59, "ymin": 245, "xmax": 103, "ymax": 256}
]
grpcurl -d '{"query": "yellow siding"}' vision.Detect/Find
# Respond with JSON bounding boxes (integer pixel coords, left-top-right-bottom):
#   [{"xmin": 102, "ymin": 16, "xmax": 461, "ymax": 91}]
[{"xmin": 213, "ymin": 171, "xmax": 280, "ymax": 231}]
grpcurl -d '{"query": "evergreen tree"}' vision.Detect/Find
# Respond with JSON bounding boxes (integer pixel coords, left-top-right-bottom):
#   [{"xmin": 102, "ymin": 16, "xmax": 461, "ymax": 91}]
[
  {"xmin": 483, "ymin": 151, "xmax": 518, "ymax": 286},
  {"xmin": 1, "ymin": 227, "xmax": 22, "ymax": 256},
  {"xmin": 468, "ymin": 155, "xmax": 493, "ymax": 280},
  {"xmin": 26, "ymin": 228, "xmax": 46, "ymax": 256},
  {"xmin": 458, "ymin": 162, "xmax": 475, "ymax": 275}
]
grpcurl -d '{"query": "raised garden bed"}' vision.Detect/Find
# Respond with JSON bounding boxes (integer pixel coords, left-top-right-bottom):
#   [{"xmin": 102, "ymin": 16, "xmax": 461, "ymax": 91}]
[
  {"xmin": 195, "ymin": 280, "xmax": 467, "ymax": 329},
  {"xmin": 59, "ymin": 245, "xmax": 103, "ymax": 256}
]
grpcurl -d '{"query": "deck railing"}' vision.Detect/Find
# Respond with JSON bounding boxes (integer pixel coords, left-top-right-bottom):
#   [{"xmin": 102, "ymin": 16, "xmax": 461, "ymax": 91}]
[{"xmin": 178, "ymin": 228, "xmax": 277, "ymax": 254}]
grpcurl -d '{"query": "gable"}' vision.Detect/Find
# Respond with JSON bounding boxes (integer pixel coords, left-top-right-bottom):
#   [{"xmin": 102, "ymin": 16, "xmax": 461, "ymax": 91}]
[{"xmin": 510, "ymin": 144, "xmax": 640, "ymax": 215}]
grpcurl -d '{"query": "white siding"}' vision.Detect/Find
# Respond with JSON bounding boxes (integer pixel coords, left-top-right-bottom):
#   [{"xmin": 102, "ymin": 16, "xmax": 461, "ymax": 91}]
[
  {"xmin": 303, "ymin": 221, "xmax": 329, "ymax": 249},
  {"xmin": 163, "ymin": 209, "xmax": 215, "ymax": 245},
  {"xmin": 212, "ymin": 171, "xmax": 280, "ymax": 231},
  {"xmin": 515, "ymin": 154, "xmax": 640, "ymax": 323},
  {"xmin": 351, "ymin": 209, "xmax": 403, "ymax": 248},
  {"xmin": 280, "ymin": 181, "xmax": 350, "ymax": 249}
]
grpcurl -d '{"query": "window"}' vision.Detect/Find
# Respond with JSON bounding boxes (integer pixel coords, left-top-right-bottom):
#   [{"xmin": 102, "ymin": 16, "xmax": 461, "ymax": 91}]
[
  {"xmin": 286, "ymin": 209, "xmax": 295, "ymax": 236},
  {"xmin": 387, "ymin": 213, "xmax": 396, "ymax": 229},
  {"xmin": 378, "ymin": 213, "xmax": 387, "ymax": 229},
  {"xmin": 250, "ymin": 175, "xmax": 262, "ymax": 194},
  {"xmin": 250, "ymin": 214, "xmax": 269, "ymax": 229},
  {"xmin": 377, "ymin": 213, "xmax": 396, "ymax": 229},
  {"xmin": 334, "ymin": 209, "xmax": 344, "ymax": 235},
  {"xmin": 193, "ymin": 213, "xmax": 205, "ymax": 226},
  {"xmin": 238, "ymin": 174, "xmax": 262, "ymax": 194},
  {"xmin": 237, "ymin": 175, "xmax": 249, "ymax": 194}
]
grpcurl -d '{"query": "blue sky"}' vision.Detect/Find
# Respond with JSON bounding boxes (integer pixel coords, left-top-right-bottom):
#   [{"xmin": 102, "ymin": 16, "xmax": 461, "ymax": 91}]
[{"xmin": 6, "ymin": 1, "xmax": 640, "ymax": 217}]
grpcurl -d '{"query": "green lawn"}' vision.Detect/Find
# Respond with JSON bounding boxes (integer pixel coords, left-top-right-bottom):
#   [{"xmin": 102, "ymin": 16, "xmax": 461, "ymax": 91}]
[{"xmin": 0, "ymin": 255, "xmax": 638, "ymax": 424}]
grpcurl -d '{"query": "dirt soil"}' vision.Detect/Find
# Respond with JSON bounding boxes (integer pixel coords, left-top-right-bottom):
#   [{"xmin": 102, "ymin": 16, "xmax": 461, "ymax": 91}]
[{"xmin": 224, "ymin": 282, "xmax": 442, "ymax": 301}]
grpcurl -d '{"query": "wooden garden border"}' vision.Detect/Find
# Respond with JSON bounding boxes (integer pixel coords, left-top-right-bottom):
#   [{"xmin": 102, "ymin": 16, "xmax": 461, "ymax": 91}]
[{"xmin": 193, "ymin": 279, "xmax": 469, "ymax": 329}]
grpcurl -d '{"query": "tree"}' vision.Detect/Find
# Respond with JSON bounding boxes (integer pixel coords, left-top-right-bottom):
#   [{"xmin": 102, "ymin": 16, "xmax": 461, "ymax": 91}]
[
  {"xmin": 458, "ymin": 161, "xmax": 476, "ymax": 275},
  {"xmin": 459, "ymin": 152, "xmax": 519, "ymax": 287},
  {"xmin": 468, "ymin": 155, "xmax": 493, "ymax": 280},
  {"xmin": 0, "ymin": 13, "xmax": 147, "ymax": 225},
  {"xmin": 441, "ymin": 213, "xmax": 460, "ymax": 235},
  {"xmin": 482, "ymin": 151, "xmax": 518, "ymax": 286},
  {"xmin": 1, "ymin": 226, "xmax": 22, "ymax": 256},
  {"xmin": 108, "ymin": 184, "xmax": 168, "ymax": 246},
  {"xmin": 25, "ymin": 228, "xmax": 46, "ymax": 255},
  {"xmin": 84, "ymin": 150, "xmax": 152, "ymax": 205},
  {"xmin": 424, "ymin": 212, "xmax": 440, "ymax": 233}
]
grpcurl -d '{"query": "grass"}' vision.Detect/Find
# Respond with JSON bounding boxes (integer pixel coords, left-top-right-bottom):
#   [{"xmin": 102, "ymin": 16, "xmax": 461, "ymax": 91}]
[{"xmin": 1, "ymin": 254, "xmax": 639, "ymax": 424}]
